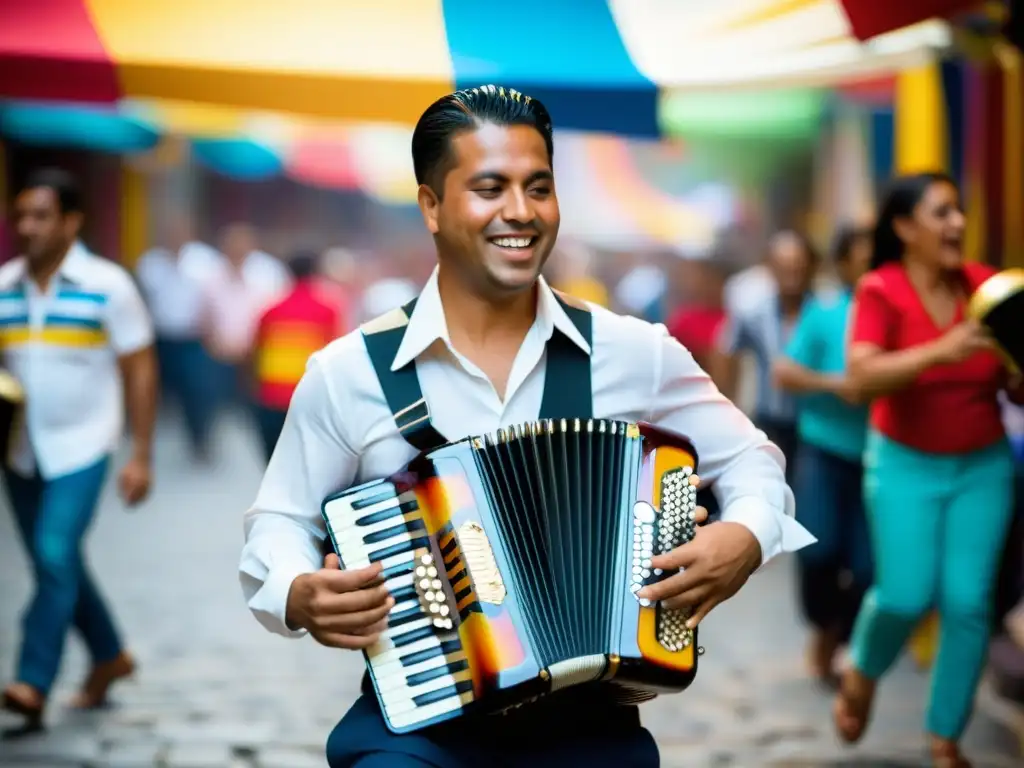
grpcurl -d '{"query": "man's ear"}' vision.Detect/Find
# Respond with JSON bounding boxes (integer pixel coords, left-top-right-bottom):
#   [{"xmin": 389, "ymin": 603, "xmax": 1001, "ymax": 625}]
[
  {"xmin": 63, "ymin": 210, "xmax": 84, "ymax": 241},
  {"xmin": 418, "ymin": 184, "xmax": 441, "ymax": 235}
]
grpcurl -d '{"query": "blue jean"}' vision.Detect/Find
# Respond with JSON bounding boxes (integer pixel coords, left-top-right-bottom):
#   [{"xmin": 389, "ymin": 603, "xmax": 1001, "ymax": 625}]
[
  {"xmin": 794, "ymin": 441, "xmax": 872, "ymax": 641},
  {"xmin": 849, "ymin": 431, "xmax": 1015, "ymax": 739},
  {"xmin": 4, "ymin": 456, "xmax": 122, "ymax": 695}
]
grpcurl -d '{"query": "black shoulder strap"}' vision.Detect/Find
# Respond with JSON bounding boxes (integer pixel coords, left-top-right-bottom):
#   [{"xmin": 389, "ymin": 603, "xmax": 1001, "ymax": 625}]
[
  {"xmin": 363, "ymin": 292, "xmax": 596, "ymax": 452},
  {"xmin": 539, "ymin": 295, "xmax": 593, "ymax": 421},
  {"xmin": 361, "ymin": 298, "xmax": 448, "ymax": 453}
]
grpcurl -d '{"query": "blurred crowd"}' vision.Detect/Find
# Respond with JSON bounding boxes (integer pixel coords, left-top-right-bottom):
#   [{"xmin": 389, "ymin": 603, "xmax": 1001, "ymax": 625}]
[
  {"xmin": 4, "ymin": 162, "xmax": 1024, "ymax": 764},
  {"xmin": 133, "ymin": 203, "xmax": 1024, "ymax": 684},
  {"xmin": 134, "ymin": 195, "xmax": 1024, "ymax": 686}
]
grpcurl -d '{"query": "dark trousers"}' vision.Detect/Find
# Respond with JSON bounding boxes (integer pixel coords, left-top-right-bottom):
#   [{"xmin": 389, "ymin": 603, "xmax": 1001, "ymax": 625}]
[
  {"xmin": 156, "ymin": 338, "xmax": 215, "ymax": 455},
  {"xmin": 794, "ymin": 441, "xmax": 872, "ymax": 641},
  {"xmin": 253, "ymin": 405, "xmax": 288, "ymax": 464},
  {"xmin": 756, "ymin": 415, "xmax": 798, "ymax": 486},
  {"xmin": 209, "ymin": 358, "xmax": 246, "ymax": 411},
  {"xmin": 326, "ymin": 694, "xmax": 659, "ymax": 768},
  {"xmin": 698, "ymin": 416, "xmax": 797, "ymax": 521},
  {"xmin": 4, "ymin": 457, "xmax": 122, "ymax": 695}
]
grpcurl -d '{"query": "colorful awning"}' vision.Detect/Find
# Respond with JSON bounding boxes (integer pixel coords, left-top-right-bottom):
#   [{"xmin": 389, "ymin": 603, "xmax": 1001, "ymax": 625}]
[{"xmin": 1, "ymin": 0, "xmax": 959, "ymax": 138}]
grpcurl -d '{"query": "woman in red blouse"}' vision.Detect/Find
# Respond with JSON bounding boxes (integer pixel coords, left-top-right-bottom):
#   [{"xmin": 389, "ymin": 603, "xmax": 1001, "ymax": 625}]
[{"xmin": 833, "ymin": 172, "xmax": 1022, "ymax": 766}]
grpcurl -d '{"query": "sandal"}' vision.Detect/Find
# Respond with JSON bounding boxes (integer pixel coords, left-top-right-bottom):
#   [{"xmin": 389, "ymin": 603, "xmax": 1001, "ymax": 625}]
[
  {"xmin": 832, "ymin": 669, "xmax": 875, "ymax": 744},
  {"xmin": 2, "ymin": 683, "xmax": 45, "ymax": 736},
  {"xmin": 930, "ymin": 737, "xmax": 972, "ymax": 768},
  {"xmin": 69, "ymin": 651, "xmax": 136, "ymax": 709}
]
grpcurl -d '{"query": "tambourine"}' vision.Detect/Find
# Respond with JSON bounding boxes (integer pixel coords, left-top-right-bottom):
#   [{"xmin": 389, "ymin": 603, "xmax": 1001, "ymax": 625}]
[{"xmin": 967, "ymin": 268, "xmax": 1024, "ymax": 374}]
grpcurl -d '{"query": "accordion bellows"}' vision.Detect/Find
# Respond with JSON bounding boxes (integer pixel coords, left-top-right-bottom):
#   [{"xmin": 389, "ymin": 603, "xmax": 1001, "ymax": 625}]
[{"xmin": 322, "ymin": 419, "xmax": 702, "ymax": 734}]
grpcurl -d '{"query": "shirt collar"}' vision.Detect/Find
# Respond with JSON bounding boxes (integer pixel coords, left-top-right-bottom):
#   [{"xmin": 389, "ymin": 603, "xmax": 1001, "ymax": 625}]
[
  {"xmin": 56, "ymin": 241, "xmax": 92, "ymax": 284},
  {"xmin": 4, "ymin": 241, "xmax": 91, "ymax": 289},
  {"xmin": 389, "ymin": 268, "xmax": 591, "ymax": 372}
]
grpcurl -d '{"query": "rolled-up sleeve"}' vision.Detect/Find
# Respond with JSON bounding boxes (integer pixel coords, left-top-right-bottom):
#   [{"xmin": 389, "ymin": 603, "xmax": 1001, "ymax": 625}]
[
  {"xmin": 647, "ymin": 327, "xmax": 815, "ymax": 564},
  {"xmin": 239, "ymin": 353, "xmax": 358, "ymax": 637}
]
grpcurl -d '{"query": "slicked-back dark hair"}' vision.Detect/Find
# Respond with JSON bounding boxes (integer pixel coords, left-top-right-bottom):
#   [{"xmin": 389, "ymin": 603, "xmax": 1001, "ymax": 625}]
[
  {"xmin": 411, "ymin": 84, "xmax": 554, "ymax": 196},
  {"xmin": 18, "ymin": 167, "xmax": 83, "ymax": 215}
]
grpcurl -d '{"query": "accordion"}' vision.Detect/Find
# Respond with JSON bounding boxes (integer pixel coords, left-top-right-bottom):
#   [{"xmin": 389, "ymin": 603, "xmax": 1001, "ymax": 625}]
[
  {"xmin": 322, "ymin": 418, "xmax": 702, "ymax": 734},
  {"xmin": 968, "ymin": 268, "xmax": 1024, "ymax": 373}
]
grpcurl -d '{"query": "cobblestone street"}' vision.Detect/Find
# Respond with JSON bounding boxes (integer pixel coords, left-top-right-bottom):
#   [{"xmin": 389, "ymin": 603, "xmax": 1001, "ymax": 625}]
[{"xmin": 2, "ymin": 415, "xmax": 1023, "ymax": 767}]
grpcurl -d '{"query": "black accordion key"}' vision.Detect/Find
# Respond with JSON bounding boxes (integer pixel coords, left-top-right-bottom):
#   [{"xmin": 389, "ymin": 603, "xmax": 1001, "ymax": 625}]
[
  {"xmin": 388, "ymin": 606, "xmax": 426, "ymax": 629},
  {"xmin": 393, "ymin": 625, "xmax": 436, "ymax": 648},
  {"xmin": 402, "ymin": 639, "xmax": 462, "ymax": 667},
  {"xmin": 413, "ymin": 679, "xmax": 474, "ymax": 708},
  {"xmin": 406, "ymin": 658, "xmax": 470, "ymax": 687},
  {"xmin": 364, "ymin": 519, "xmax": 427, "ymax": 545},
  {"xmin": 380, "ymin": 560, "xmax": 417, "ymax": 581},
  {"xmin": 356, "ymin": 500, "xmax": 419, "ymax": 527},
  {"xmin": 369, "ymin": 537, "xmax": 430, "ymax": 564}
]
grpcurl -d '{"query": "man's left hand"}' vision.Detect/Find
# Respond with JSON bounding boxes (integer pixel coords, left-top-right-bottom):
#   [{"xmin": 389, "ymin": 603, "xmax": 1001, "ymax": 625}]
[
  {"xmin": 637, "ymin": 521, "xmax": 762, "ymax": 629},
  {"xmin": 118, "ymin": 456, "xmax": 152, "ymax": 507}
]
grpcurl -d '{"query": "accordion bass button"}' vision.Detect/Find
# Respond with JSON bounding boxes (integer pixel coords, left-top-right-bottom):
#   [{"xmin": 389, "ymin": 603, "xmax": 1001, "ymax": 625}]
[{"xmin": 634, "ymin": 501, "xmax": 656, "ymax": 524}]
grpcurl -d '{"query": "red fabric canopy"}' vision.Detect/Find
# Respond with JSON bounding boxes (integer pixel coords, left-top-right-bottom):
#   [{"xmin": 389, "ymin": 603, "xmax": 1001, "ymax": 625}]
[
  {"xmin": 841, "ymin": 0, "xmax": 981, "ymax": 41},
  {"xmin": 0, "ymin": 0, "xmax": 121, "ymax": 103}
]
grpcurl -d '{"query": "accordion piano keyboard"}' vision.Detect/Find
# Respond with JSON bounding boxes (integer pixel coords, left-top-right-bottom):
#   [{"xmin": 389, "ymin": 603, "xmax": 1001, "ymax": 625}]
[{"xmin": 324, "ymin": 484, "xmax": 475, "ymax": 731}]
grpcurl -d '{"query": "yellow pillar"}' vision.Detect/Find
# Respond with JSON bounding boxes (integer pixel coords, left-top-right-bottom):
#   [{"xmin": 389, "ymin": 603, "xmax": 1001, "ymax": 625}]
[
  {"xmin": 119, "ymin": 163, "xmax": 148, "ymax": 269},
  {"xmin": 894, "ymin": 61, "xmax": 948, "ymax": 175}
]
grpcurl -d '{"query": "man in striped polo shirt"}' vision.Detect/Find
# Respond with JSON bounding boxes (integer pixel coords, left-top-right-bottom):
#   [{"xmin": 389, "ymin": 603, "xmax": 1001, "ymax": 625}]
[{"xmin": 0, "ymin": 168, "xmax": 158, "ymax": 733}]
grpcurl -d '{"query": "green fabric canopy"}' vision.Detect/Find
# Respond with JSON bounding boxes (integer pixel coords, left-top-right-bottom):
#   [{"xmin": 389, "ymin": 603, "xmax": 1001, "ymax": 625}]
[
  {"xmin": 659, "ymin": 88, "xmax": 828, "ymax": 183},
  {"xmin": 661, "ymin": 88, "xmax": 827, "ymax": 141}
]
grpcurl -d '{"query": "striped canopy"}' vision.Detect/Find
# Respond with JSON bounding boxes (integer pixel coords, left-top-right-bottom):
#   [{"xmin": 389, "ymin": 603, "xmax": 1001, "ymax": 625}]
[{"xmin": 1, "ymin": 0, "xmax": 966, "ymax": 138}]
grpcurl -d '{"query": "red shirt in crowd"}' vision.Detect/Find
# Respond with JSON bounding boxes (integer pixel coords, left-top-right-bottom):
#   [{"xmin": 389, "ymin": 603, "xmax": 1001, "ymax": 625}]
[
  {"xmin": 850, "ymin": 261, "xmax": 1007, "ymax": 454},
  {"xmin": 254, "ymin": 281, "xmax": 344, "ymax": 410},
  {"xmin": 666, "ymin": 305, "xmax": 726, "ymax": 367}
]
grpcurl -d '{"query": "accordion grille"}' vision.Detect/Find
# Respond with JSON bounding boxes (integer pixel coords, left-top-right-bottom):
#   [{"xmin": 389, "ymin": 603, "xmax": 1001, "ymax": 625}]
[{"xmin": 471, "ymin": 418, "xmax": 640, "ymax": 669}]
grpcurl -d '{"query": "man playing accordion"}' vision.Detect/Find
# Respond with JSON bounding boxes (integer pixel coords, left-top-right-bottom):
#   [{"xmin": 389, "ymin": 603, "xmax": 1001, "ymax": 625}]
[{"xmin": 239, "ymin": 85, "xmax": 814, "ymax": 767}]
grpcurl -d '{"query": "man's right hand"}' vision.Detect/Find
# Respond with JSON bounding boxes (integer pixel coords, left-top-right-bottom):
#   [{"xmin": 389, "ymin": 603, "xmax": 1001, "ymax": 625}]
[{"xmin": 285, "ymin": 554, "xmax": 394, "ymax": 649}]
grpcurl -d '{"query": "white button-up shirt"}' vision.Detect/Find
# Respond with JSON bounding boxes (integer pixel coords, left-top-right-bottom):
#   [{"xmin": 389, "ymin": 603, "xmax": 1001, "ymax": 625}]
[
  {"xmin": 135, "ymin": 241, "xmax": 222, "ymax": 339},
  {"xmin": 0, "ymin": 242, "xmax": 155, "ymax": 479},
  {"xmin": 240, "ymin": 269, "xmax": 813, "ymax": 637}
]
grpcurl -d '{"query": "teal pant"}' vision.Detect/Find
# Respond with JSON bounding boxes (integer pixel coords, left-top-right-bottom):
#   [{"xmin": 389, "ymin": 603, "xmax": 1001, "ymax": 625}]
[{"xmin": 850, "ymin": 431, "xmax": 1015, "ymax": 739}]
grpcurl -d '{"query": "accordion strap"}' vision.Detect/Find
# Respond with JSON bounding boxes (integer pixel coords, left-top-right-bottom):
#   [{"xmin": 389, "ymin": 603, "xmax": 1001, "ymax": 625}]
[
  {"xmin": 362, "ymin": 299, "xmax": 449, "ymax": 453},
  {"xmin": 362, "ymin": 292, "xmax": 594, "ymax": 454},
  {"xmin": 540, "ymin": 296, "xmax": 593, "ymax": 422}
]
